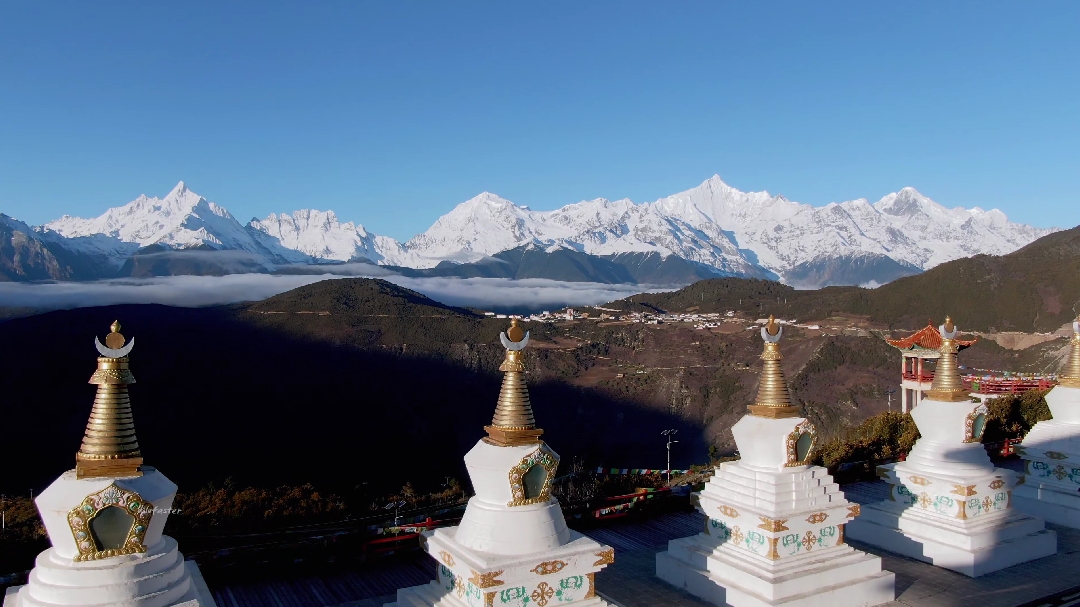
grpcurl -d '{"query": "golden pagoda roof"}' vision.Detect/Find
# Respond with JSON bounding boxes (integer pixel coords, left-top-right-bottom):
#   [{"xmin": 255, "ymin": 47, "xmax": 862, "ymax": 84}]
[{"xmin": 885, "ymin": 322, "xmax": 977, "ymax": 352}]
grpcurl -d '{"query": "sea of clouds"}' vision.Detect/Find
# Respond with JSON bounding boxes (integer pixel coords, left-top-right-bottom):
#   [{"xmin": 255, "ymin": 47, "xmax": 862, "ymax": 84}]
[{"xmin": 0, "ymin": 270, "xmax": 673, "ymax": 314}]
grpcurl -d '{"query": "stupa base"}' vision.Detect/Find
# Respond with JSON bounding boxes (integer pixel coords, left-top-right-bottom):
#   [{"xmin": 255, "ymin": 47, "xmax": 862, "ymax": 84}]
[
  {"xmin": 2, "ymin": 537, "xmax": 215, "ymax": 607},
  {"xmin": 390, "ymin": 581, "xmax": 613, "ymax": 607},
  {"xmin": 656, "ymin": 535, "xmax": 894, "ymax": 607},
  {"xmin": 388, "ymin": 525, "xmax": 614, "ymax": 607},
  {"xmin": 1013, "ymin": 483, "xmax": 1080, "ymax": 528},
  {"xmin": 1013, "ymin": 406, "xmax": 1080, "ymax": 529},
  {"xmin": 846, "ymin": 500, "xmax": 1056, "ymax": 577}
]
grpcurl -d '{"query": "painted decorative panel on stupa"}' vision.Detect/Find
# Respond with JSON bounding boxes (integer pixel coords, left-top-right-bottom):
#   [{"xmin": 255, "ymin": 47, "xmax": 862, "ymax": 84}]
[
  {"xmin": 1027, "ymin": 460, "xmax": 1080, "ymax": 485},
  {"xmin": 436, "ymin": 558, "xmax": 597, "ymax": 607},
  {"xmin": 885, "ymin": 472, "xmax": 1015, "ymax": 521}
]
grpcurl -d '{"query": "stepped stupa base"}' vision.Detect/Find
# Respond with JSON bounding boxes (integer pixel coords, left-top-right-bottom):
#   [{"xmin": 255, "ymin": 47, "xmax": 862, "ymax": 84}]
[
  {"xmin": 658, "ymin": 536, "xmax": 894, "ymax": 607},
  {"xmin": 1014, "ymin": 485, "xmax": 1080, "ymax": 528},
  {"xmin": 1012, "ymin": 385, "xmax": 1080, "ymax": 529},
  {"xmin": 847, "ymin": 498, "xmax": 1056, "ymax": 577},
  {"xmin": 2, "ymin": 537, "xmax": 215, "ymax": 607},
  {"xmin": 389, "ymin": 526, "xmax": 614, "ymax": 607}
]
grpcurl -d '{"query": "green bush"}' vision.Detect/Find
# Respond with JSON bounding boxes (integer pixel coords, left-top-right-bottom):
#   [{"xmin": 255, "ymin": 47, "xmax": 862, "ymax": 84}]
[
  {"xmin": 812, "ymin": 411, "xmax": 920, "ymax": 468},
  {"xmin": 982, "ymin": 389, "xmax": 1052, "ymax": 443},
  {"xmin": 168, "ymin": 481, "xmax": 347, "ymax": 532},
  {"xmin": 810, "ymin": 389, "xmax": 1051, "ymax": 470}
]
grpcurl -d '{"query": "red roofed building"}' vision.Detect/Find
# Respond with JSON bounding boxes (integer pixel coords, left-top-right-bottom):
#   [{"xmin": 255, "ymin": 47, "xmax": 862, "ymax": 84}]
[{"xmin": 884, "ymin": 323, "xmax": 977, "ymax": 413}]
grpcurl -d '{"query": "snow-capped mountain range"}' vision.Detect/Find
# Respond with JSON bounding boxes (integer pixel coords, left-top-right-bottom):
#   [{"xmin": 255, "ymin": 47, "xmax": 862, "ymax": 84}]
[{"xmin": 1, "ymin": 177, "xmax": 1058, "ymax": 286}]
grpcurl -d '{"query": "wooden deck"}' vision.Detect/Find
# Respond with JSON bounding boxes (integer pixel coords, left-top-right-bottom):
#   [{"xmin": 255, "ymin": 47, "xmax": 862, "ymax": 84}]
[{"xmin": 207, "ymin": 477, "xmax": 1080, "ymax": 607}]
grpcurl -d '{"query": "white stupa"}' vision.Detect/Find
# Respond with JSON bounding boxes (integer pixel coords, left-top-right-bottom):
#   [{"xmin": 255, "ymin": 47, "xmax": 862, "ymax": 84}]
[
  {"xmin": 390, "ymin": 319, "xmax": 616, "ymax": 607},
  {"xmin": 847, "ymin": 317, "xmax": 1057, "ymax": 576},
  {"xmin": 1014, "ymin": 317, "xmax": 1080, "ymax": 527},
  {"xmin": 656, "ymin": 316, "xmax": 895, "ymax": 607},
  {"xmin": 4, "ymin": 321, "xmax": 215, "ymax": 607}
]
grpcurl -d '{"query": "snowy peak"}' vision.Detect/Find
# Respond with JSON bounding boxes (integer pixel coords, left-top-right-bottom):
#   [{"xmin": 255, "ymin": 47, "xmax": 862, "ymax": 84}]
[
  {"xmin": 457, "ymin": 191, "xmax": 520, "ymax": 209},
  {"xmin": 652, "ymin": 175, "xmax": 803, "ymax": 228},
  {"xmin": 400, "ymin": 191, "xmax": 540, "ymax": 265},
  {"xmin": 41, "ymin": 182, "xmax": 259, "ymax": 256},
  {"xmin": 438, "ymin": 192, "xmax": 531, "ymax": 223},
  {"xmin": 247, "ymin": 209, "xmax": 398, "ymax": 263},
  {"xmin": 874, "ymin": 187, "xmax": 938, "ymax": 217},
  {"xmin": 169, "ymin": 180, "xmax": 188, "ymax": 195}
]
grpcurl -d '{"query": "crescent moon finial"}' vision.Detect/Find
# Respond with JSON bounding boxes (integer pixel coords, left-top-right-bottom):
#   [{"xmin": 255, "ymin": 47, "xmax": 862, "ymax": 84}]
[
  {"xmin": 500, "ymin": 318, "xmax": 530, "ymax": 351},
  {"xmin": 761, "ymin": 316, "xmax": 782, "ymax": 343},
  {"xmin": 939, "ymin": 315, "xmax": 958, "ymax": 340},
  {"xmin": 96, "ymin": 320, "xmax": 135, "ymax": 358},
  {"xmin": 96, "ymin": 336, "xmax": 135, "ymax": 358}
]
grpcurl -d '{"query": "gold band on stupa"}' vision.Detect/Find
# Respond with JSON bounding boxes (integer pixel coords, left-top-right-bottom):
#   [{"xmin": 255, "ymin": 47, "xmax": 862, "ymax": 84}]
[
  {"xmin": 76, "ymin": 321, "xmax": 144, "ymax": 479},
  {"xmin": 747, "ymin": 316, "xmax": 800, "ymax": 419},
  {"xmin": 924, "ymin": 316, "xmax": 972, "ymax": 402},
  {"xmin": 484, "ymin": 318, "xmax": 545, "ymax": 447},
  {"xmin": 1059, "ymin": 316, "xmax": 1080, "ymax": 389}
]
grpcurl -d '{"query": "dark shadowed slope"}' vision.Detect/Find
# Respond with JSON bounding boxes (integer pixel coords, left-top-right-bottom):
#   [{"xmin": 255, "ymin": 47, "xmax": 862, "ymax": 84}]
[{"xmin": 0, "ymin": 278, "xmax": 704, "ymax": 497}]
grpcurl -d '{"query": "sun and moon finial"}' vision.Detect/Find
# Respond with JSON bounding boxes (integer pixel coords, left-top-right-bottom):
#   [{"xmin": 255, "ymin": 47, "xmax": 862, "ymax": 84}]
[
  {"xmin": 761, "ymin": 314, "xmax": 782, "ymax": 343},
  {"xmin": 95, "ymin": 320, "xmax": 135, "ymax": 359},
  {"xmin": 940, "ymin": 316, "xmax": 957, "ymax": 339},
  {"xmin": 499, "ymin": 317, "xmax": 530, "ymax": 351}
]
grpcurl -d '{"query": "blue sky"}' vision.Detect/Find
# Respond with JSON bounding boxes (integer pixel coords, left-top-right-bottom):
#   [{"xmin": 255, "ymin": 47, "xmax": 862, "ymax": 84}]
[{"xmin": 1, "ymin": 1, "xmax": 1077, "ymax": 240}]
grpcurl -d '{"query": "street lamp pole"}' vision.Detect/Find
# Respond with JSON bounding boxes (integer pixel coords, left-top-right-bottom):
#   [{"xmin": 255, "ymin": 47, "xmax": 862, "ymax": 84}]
[
  {"xmin": 662, "ymin": 429, "xmax": 678, "ymax": 483},
  {"xmin": 885, "ymin": 389, "xmax": 897, "ymax": 412}
]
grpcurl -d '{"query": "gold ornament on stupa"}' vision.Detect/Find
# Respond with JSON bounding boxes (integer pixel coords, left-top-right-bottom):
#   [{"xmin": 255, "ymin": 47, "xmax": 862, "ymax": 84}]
[
  {"xmin": 924, "ymin": 316, "xmax": 972, "ymax": 402},
  {"xmin": 747, "ymin": 315, "xmax": 800, "ymax": 419},
  {"xmin": 1059, "ymin": 316, "xmax": 1080, "ymax": 389},
  {"xmin": 75, "ymin": 321, "xmax": 143, "ymax": 479},
  {"xmin": 484, "ymin": 318, "xmax": 545, "ymax": 447}
]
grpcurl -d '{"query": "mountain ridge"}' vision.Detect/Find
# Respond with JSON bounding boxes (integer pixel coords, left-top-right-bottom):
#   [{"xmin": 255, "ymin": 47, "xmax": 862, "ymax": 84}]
[
  {"xmin": 0, "ymin": 176, "xmax": 1058, "ymax": 287},
  {"xmin": 602, "ymin": 224, "xmax": 1080, "ymax": 333}
]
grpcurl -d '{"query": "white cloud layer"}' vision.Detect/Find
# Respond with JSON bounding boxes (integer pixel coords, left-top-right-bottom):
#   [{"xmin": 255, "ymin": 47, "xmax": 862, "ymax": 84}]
[{"xmin": 0, "ymin": 272, "xmax": 671, "ymax": 313}]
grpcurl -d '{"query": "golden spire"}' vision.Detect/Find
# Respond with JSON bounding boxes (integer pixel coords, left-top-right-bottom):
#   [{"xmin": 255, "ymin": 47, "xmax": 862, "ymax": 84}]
[
  {"xmin": 747, "ymin": 315, "xmax": 800, "ymax": 419},
  {"xmin": 1059, "ymin": 316, "xmax": 1080, "ymax": 389},
  {"xmin": 924, "ymin": 316, "xmax": 971, "ymax": 402},
  {"xmin": 484, "ymin": 318, "xmax": 544, "ymax": 447},
  {"xmin": 76, "ymin": 321, "xmax": 144, "ymax": 479}
]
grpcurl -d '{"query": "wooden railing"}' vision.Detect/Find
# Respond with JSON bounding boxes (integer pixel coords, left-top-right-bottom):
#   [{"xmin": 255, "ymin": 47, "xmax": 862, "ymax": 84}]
[
  {"xmin": 968, "ymin": 379, "xmax": 1055, "ymax": 394},
  {"xmin": 590, "ymin": 488, "xmax": 673, "ymax": 521},
  {"xmin": 902, "ymin": 373, "xmax": 1056, "ymax": 394},
  {"xmin": 361, "ymin": 517, "xmax": 442, "ymax": 559}
]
